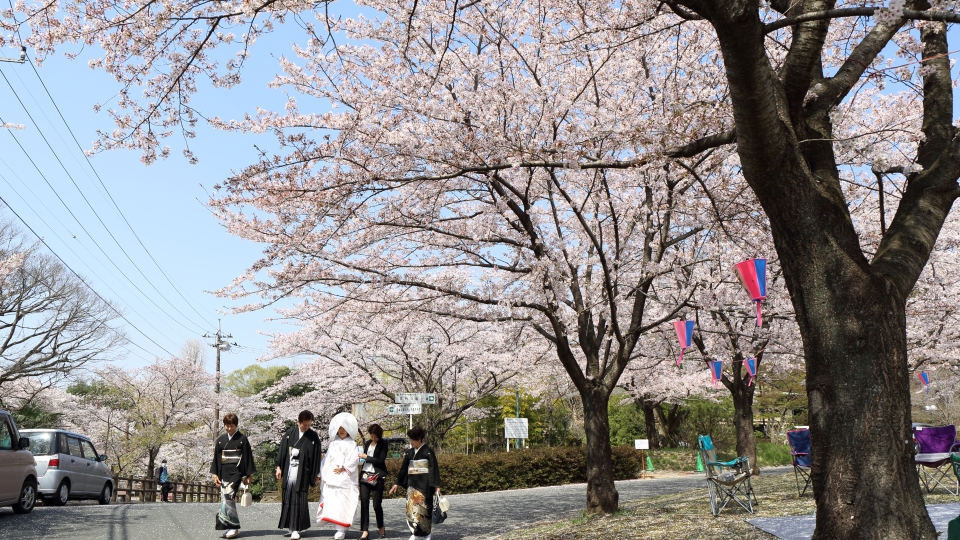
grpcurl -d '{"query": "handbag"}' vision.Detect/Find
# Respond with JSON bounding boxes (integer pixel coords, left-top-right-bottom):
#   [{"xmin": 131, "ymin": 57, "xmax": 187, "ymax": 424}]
[
  {"xmin": 239, "ymin": 484, "xmax": 253, "ymax": 507},
  {"xmin": 360, "ymin": 469, "xmax": 381, "ymax": 487},
  {"xmin": 431, "ymin": 494, "xmax": 448, "ymax": 524}
]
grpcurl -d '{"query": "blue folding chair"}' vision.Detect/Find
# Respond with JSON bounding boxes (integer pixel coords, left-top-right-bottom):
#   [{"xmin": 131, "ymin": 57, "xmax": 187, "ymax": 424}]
[
  {"xmin": 787, "ymin": 429, "xmax": 812, "ymax": 497},
  {"xmin": 697, "ymin": 435, "xmax": 758, "ymax": 516}
]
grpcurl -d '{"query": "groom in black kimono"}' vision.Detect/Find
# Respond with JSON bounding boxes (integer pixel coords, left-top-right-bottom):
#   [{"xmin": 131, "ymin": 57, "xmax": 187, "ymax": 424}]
[{"xmin": 275, "ymin": 410, "xmax": 322, "ymax": 540}]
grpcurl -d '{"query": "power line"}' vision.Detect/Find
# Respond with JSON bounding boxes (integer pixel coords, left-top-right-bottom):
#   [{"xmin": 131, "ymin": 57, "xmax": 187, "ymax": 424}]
[
  {"xmin": 0, "ymin": 68, "xmax": 212, "ymax": 335},
  {"xmin": 0, "ymin": 105, "xmax": 203, "ymax": 339},
  {"xmin": 0, "ymin": 168, "xmax": 183, "ymax": 351},
  {"xmin": 0, "ymin": 194, "xmax": 177, "ymax": 357},
  {"xmin": 0, "ymin": 158, "xmax": 193, "ymax": 346},
  {"xmin": 22, "ymin": 59, "xmax": 218, "ymax": 330}
]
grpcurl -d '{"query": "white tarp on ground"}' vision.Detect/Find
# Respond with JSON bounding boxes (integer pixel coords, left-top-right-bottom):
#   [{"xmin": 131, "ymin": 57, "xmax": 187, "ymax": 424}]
[{"xmin": 748, "ymin": 503, "xmax": 960, "ymax": 539}]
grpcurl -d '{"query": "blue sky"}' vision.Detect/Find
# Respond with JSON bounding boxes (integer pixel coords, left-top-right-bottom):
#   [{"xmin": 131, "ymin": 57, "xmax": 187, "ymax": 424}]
[{"xmin": 0, "ymin": 25, "xmax": 316, "ymax": 374}]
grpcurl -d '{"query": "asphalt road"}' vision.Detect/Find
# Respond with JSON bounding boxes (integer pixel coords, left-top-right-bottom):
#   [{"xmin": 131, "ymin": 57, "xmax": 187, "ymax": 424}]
[{"xmin": 0, "ymin": 468, "xmax": 791, "ymax": 540}]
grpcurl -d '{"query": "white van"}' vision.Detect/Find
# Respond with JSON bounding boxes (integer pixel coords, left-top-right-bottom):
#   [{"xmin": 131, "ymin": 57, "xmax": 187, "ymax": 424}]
[{"xmin": 0, "ymin": 410, "xmax": 38, "ymax": 514}]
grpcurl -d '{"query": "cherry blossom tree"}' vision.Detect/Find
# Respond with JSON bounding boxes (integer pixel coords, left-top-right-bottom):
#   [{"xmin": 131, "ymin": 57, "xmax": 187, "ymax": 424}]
[
  {"xmin": 11, "ymin": 0, "xmax": 960, "ymax": 533},
  {"xmin": 67, "ymin": 356, "xmax": 216, "ymax": 478},
  {"xmin": 264, "ymin": 298, "xmax": 551, "ymax": 448}
]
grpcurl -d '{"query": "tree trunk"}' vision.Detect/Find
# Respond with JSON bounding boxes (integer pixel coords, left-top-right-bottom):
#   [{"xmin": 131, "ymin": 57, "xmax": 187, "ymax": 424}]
[
  {"xmin": 785, "ymin": 265, "xmax": 932, "ymax": 539},
  {"xmin": 731, "ymin": 381, "xmax": 759, "ymax": 475},
  {"xmin": 582, "ymin": 384, "xmax": 618, "ymax": 514},
  {"xmin": 654, "ymin": 403, "xmax": 688, "ymax": 447},
  {"xmin": 147, "ymin": 449, "xmax": 158, "ymax": 503},
  {"xmin": 641, "ymin": 400, "xmax": 661, "ymax": 449}
]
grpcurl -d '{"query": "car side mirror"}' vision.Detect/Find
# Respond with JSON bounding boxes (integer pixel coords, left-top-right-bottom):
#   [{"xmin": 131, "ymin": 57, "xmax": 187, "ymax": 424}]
[
  {"xmin": 18, "ymin": 437, "xmax": 30, "ymax": 450},
  {"xmin": 99, "ymin": 454, "xmax": 108, "ymax": 462}
]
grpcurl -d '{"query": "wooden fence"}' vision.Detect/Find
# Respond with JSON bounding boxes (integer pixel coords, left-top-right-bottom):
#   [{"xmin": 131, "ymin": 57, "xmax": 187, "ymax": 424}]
[{"xmin": 112, "ymin": 476, "xmax": 219, "ymax": 503}]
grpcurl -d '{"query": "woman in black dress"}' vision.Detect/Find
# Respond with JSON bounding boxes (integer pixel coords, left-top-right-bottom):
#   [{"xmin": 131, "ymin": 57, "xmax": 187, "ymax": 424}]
[
  {"xmin": 275, "ymin": 410, "xmax": 322, "ymax": 540},
  {"xmin": 211, "ymin": 413, "xmax": 255, "ymax": 539},
  {"xmin": 389, "ymin": 427, "xmax": 441, "ymax": 540},
  {"xmin": 358, "ymin": 424, "xmax": 388, "ymax": 539}
]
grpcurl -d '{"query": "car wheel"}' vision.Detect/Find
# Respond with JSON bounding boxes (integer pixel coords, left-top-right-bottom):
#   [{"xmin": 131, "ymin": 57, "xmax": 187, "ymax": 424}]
[
  {"xmin": 50, "ymin": 480, "xmax": 69, "ymax": 506},
  {"xmin": 98, "ymin": 483, "xmax": 112, "ymax": 505},
  {"xmin": 12, "ymin": 479, "xmax": 37, "ymax": 514}
]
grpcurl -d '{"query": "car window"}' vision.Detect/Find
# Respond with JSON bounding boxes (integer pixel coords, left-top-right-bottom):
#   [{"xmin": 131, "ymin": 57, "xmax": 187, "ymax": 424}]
[
  {"xmin": 26, "ymin": 432, "xmax": 55, "ymax": 455},
  {"xmin": 0, "ymin": 419, "xmax": 12, "ymax": 450},
  {"xmin": 58, "ymin": 433, "xmax": 69, "ymax": 455},
  {"xmin": 81, "ymin": 440, "xmax": 99, "ymax": 461},
  {"xmin": 67, "ymin": 436, "xmax": 83, "ymax": 457}
]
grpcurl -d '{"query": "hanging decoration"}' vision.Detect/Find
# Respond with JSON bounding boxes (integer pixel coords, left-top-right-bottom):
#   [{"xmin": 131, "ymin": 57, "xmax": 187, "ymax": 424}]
[
  {"xmin": 918, "ymin": 371, "xmax": 930, "ymax": 393},
  {"xmin": 709, "ymin": 360, "xmax": 723, "ymax": 387},
  {"xmin": 735, "ymin": 258, "xmax": 767, "ymax": 327},
  {"xmin": 744, "ymin": 358, "xmax": 757, "ymax": 386},
  {"xmin": 673, "ymin": 320, "xmax": 694, "ymax": 366}
]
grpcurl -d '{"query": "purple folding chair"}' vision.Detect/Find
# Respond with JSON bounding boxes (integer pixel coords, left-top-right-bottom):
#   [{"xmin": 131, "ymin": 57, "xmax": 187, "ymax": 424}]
[{"xmin": 914, "ymin": 425, "xmax": 960, "ymax": 495}]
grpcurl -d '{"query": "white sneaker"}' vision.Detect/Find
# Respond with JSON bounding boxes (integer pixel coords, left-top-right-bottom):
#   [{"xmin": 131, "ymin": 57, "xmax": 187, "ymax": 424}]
[
  {"xmin": 291, "ymin": 532, "xmax": 300, "ymax": 540},
  {"xmin": 333, "ymin": 532, "xmax": 345, "ymax": 540},
  {"xmin": 224, "ymin": 530, "xmax": 239, "ymax": 539}
]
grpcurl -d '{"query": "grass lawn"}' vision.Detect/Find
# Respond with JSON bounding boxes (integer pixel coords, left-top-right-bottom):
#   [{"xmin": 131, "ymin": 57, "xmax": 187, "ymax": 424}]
[{"xmin": 503, "ymin": 471, "xmax": 960, "ymax": 540}]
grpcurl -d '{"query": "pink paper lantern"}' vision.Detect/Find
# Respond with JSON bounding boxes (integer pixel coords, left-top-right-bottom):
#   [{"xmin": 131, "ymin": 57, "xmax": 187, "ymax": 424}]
[
  {"xmin": 735, "ymin": 258, "xmax": 767, "ymax": 327},
  {"xmin": 673, "ymin": 320, "xmax": 694, "ymax": 366}
]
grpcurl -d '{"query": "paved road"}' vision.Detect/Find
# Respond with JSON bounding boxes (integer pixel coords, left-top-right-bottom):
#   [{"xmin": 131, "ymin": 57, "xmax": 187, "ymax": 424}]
[{"xmin": 0, "ymin": 468, "xmax": 791, "ymax": 540}]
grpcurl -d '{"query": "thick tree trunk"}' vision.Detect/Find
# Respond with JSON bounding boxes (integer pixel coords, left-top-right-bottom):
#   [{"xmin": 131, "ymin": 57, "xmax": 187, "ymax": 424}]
[
  {"xmin": 785, "ymin": 266, "xmax": 931, "ymax": 539},
  {"xmin": 582, "ymin": 384, "xmax": 618, "ymax": 514},
  {"xmin": 731, "ymin": 383, "xmax": 758, "ymax": 475},
  {"xmin": 641, "ymin": 400, "xmax": 661, "ymax": 449}
]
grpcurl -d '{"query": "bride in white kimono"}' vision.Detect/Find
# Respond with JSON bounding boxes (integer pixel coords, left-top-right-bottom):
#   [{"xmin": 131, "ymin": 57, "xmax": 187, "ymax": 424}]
[{"xmin": 318, "ymin": 412, "xmax": 360, "ymax": 539}]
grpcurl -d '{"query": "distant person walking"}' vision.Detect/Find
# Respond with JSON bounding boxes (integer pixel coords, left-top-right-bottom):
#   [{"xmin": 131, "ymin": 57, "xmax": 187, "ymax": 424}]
[
  {"xmin": 318, "ymin": 412, "xmax": 360, "ymax": 539},
  {"xmin": 211, "ymin": 413, "xmax": 255, "ymax": 539},
  {"xmin": 358, "ymin": 424, "xmax": 388, "ymax": 540},
  {"xmin": 389, "ymin": 427, "xmax": 441, "ymax": 540},
  {"xmin": 275, "ymin": 410, "xmax": 322, "ymax": 540},
  {"xmin": 156, "ymin": 459, "xmax": 172, "ymax": 502}
]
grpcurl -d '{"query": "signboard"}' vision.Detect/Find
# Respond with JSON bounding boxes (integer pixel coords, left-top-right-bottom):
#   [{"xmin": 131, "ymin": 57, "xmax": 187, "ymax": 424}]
[
  {"xmin": 504, "ymin": 418, "xmax": 529, "ymax": 439},
  {"xmin": 387, "ymin": 403, "xmax": 422, "ymax": 415},
  {"xmin": 395, "ymin": 393, "xmax": 437, "ymax": 404},
  {"xmin": 635, "ymin": 439, "xmax": 649, "ymax": 450}
]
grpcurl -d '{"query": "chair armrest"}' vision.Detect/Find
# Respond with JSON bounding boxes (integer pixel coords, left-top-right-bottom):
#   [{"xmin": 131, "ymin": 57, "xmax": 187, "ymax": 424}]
[{"xmin": 950, "ymin": 442, "xmax": 960, "ymax": 454}]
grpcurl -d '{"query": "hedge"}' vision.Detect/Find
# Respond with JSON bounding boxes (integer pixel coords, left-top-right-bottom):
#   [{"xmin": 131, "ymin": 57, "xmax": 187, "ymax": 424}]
[{"xmin": 382, "ymin": 445, "xmax": 644, "ymax": 497}]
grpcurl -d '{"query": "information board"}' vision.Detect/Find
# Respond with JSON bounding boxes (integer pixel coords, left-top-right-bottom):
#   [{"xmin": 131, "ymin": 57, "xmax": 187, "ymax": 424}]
[
  {"xmin": 387, "ymin": 403, "xmax": 422, "ymax": 415},
  {"xmin": 395, "ymin": 393, "xmax": 437, "ymax": 404},
  {"xmin": 504, "ymin": 418, "xmax": 529, "ymax": 439},
  {"xmin": 635, "ymin": 439, "xmax": 649, "ymax": 450}
]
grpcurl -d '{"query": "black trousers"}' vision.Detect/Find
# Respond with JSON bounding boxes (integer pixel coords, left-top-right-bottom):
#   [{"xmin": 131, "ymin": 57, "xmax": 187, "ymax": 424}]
[
  {"xmin": 160, "ymin": 482, "xmax": 172, "ymax": 501},
  {"xmin": 359, "ymin": 479, "xmax": 384, "ymax": 531}
]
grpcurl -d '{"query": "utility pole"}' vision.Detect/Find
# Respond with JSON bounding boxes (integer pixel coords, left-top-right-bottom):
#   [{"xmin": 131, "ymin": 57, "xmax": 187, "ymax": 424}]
[
  {"xmin": 203, "ymin": 320, "xmax": 236, "ymax": 438},
  {"xmin": 0, "ymin": 46, "xmax": 26, "ymax": 64}
]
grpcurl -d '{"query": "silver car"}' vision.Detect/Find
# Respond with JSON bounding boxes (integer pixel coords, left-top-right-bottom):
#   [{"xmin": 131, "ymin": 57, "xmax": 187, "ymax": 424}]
[{"xmin": 19, "ymin": 429, "xmax": 113, "ymax": 505}]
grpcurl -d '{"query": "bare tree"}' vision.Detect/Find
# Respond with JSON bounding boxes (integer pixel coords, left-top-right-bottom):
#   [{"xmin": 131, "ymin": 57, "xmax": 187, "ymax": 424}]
[{"xmin": 0, "ymin": 220, "xmax": 125, "ymax": 394}]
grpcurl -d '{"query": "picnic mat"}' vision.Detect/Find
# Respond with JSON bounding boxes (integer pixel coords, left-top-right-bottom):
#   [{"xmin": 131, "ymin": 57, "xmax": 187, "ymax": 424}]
[{"xmin": 748, "ymin": 503, "xmax": 960, "ymax": 539}]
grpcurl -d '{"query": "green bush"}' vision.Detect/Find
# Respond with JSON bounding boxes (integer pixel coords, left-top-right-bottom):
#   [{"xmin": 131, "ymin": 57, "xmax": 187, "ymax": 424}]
[
  {"xmin": 647, "ymin": 448, "xmax": 699, "ymax": 471},
  {"xmin": 383, "ymin": 445, "xmax": 643, "ymax": 497},
  {"xmin": 756, "ymin": 442, "xmax": 793, "ymax": 467}
]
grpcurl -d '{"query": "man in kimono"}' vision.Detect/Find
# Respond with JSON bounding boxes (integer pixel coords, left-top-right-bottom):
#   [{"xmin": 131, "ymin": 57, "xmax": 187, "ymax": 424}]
[
  {"xmin": 389, "ymin": 427, "xmax": 441, "ymax": 540},
  {"xmin": 275, "ymin": 410, "xmax": 322, "ymax": 540},
  {"xmin": 319, "ymin": 412, "xmax": 360, "ymax": 540},
  {"xmin": 211, "ymin": 413, "xmax": 255, "ymax": 539}
]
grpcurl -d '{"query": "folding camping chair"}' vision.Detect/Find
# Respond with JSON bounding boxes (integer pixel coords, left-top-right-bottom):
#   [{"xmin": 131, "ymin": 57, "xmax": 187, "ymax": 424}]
[
  {"xmin": 787, "ymin": 428, "xmax": 812, "ymax": 497},
  {"xmin": 697, "ymin": 435, "xmax": 758, "ymax": 516},
  {"xmin": 914, "ymin": 425, "xmax": 960, "ymax": 495}
]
